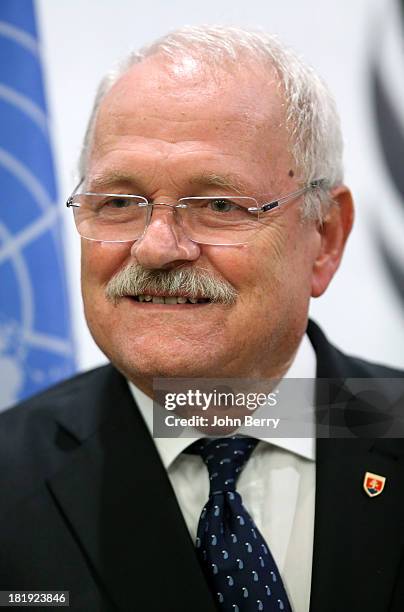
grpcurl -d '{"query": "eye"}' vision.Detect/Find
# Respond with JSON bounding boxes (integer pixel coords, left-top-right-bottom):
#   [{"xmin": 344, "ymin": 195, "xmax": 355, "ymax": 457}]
[
  {"xmin": 100, "ymin": 196, "xmax": 133, "ymax": 209},
  {"xmin": 208, "ymin": 198, "xmax": 238, "ymax": 213}
]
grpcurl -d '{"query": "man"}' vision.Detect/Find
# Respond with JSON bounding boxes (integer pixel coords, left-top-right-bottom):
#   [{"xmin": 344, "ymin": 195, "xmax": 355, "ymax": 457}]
[{"xmin": 0, "ymin": 25, "xmax": 403, "ymax": 612}]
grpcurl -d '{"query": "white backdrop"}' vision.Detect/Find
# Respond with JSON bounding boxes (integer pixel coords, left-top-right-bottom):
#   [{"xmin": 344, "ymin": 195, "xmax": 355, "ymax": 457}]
[{"xmin": 36, "ymin": 0, "xmax": 404, "ymax": 371}]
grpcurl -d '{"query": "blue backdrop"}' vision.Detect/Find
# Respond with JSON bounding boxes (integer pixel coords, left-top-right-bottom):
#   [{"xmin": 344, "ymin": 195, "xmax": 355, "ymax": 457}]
[{"xmin": 0, "ymin": 0, "xmax": 75, "ymax": 410}]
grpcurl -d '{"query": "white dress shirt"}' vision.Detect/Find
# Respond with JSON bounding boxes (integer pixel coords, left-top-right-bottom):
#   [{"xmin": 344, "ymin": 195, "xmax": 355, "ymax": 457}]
[{"xmin": 129, "ymin": 334, "xmax": 316, "ymax": 612}]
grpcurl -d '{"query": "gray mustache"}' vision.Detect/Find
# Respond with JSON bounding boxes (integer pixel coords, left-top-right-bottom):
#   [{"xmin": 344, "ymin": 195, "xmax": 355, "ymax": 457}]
[{"xmin": 105, "ymin": 264, "xmax": 238, "ymax": 305}]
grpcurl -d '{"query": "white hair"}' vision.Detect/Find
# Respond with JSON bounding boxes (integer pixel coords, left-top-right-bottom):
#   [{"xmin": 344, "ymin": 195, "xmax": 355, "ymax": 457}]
[{"xmin": 79, "ymin": 25, "xmax": 344, "ymax": 218}]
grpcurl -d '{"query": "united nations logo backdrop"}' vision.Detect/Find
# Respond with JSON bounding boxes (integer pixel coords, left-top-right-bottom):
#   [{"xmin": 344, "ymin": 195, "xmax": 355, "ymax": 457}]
[{"xmin": 0, "ymin": 1, "xmax": 75, "ymax": 411}]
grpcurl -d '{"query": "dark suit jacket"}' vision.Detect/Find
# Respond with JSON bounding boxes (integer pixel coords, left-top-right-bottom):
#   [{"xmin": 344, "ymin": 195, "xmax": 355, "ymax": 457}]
[{"xmin": 0, "ymin": 321, "xmax": 404, "ymax": 611}]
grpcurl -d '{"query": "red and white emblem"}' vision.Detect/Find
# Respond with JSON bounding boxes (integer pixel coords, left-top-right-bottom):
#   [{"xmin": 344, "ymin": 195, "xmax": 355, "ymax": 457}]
[{"xmin": 363, "ymin": 472, "xmax": 386, "ymax": 498}]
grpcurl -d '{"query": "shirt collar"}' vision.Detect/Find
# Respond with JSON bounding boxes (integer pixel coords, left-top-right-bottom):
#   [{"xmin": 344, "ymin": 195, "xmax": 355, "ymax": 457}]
[{"xmin": 129, "ymin": 332, "xmax": 316, "ymax": 468}]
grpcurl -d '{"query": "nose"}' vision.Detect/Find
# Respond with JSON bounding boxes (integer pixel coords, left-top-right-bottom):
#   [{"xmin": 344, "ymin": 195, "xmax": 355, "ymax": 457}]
[{"xmin": 130, "ymin": 205, "xmax": 201, "ymax": 269}]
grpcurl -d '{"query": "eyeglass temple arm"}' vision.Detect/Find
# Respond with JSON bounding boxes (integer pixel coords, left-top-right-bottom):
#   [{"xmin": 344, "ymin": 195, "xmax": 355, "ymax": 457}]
[
  {"xmin": 66, "ymin": 179, "xmax": 85, "ymax": 208},
  {"xmin": 248, "ymin": 179, "xmax": 327, "ymax": 213}
]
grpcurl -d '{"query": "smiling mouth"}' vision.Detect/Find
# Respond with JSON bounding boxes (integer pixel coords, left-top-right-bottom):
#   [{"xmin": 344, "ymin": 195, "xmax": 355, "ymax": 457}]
[{"xmin": 129, "ymin": 294, "xmax": 211, "ymax": 304}]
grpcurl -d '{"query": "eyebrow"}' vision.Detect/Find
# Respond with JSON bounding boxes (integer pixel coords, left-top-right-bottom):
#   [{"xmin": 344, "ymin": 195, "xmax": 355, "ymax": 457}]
[
  {"xmin": 189, "ymin": 172, "xmax": 249, "ymax": 194},
  {"xmin": 86, "ymin": 170, "xmax": 250, "ymax": 195},
  {"xmin": 86, "ymin": 171, "xmax": 146, "ymax": 192}
]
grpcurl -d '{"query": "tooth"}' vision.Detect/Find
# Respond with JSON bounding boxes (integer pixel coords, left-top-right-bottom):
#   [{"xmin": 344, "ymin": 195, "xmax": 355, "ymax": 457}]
[
  {"xmin": 152, "ymin": 296, "xmax": 164, "ymax": 303},
  {"xmin": 177, "ymin": 296, "xmax": 187, "ymax": 303},
  {"xmin": 189, "ymin": 298, "xmax": 198, "ymax": 304},
  {"xmin": 144, "ymin": 295, "xmax": 153, "ymax": 301},
  {"xmin": 138, "ymin": 295, "xmax": 145, "ymax": 302},
  {"xmin": 164, "ymin": 297, "xmax": 178, "ymax": 304}
]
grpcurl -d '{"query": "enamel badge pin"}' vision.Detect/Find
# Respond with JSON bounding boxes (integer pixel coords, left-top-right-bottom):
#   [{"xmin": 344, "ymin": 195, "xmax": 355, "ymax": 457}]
[{"xmin": 363, "ymin": 472, "xmax": 386, "ymax": 498}]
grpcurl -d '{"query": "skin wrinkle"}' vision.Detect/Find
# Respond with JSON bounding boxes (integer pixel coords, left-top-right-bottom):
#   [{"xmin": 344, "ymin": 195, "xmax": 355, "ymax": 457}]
[
  {"xmin": 93, "ymin": 131, "xmax": 271, "ymax": 162},
  {"xmin": 87, "ymin": 144, "xmax": 286, "ymax": 202},
  {"xmin": 87, "ymin": 169, "xmax": 252, "ymax": 199}
]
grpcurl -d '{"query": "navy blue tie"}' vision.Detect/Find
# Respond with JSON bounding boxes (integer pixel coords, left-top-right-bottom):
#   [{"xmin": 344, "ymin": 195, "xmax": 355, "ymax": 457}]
[{"xmin": 188, "ymin": 437, "xmax": 293, "ymax": 612}]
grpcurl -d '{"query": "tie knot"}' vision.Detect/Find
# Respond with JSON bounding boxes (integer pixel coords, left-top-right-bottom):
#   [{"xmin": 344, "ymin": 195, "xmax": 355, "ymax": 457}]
[{"xmin": 188, "ymin": 437, "xmax": 258, "ymax": 495}]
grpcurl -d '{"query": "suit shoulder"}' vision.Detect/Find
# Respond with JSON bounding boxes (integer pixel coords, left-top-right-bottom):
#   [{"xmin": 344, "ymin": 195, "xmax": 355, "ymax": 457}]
[
  {"xmin": 307, "ymin": 320, "xmax": 404, "ymax": 378},
  {"xmin": 0, "ymin": 364, "xmax": 113, "ymax": 427},
  {"xmin": 0, "ymin": 364, "xmax": 127, "ymax": 518},
  {"xmin": 0, "ymin": 363, "xmax": 125, "ymax": 463},
  {"xmin": 341, "ymin": 352, "xmax": 404, "ymax": 378}
]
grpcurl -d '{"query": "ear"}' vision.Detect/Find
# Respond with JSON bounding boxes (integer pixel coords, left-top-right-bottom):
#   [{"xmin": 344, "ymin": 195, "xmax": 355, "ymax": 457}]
[{"xmin": 311, "ymin": 185, "xmax": 354, "ymax": 298}]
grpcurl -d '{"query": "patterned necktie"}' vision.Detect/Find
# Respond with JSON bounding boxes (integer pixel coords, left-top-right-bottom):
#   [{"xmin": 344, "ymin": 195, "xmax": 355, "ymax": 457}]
[{"xmin": 188, "ymin": 437, "xmax": 292, "ymax": 612}]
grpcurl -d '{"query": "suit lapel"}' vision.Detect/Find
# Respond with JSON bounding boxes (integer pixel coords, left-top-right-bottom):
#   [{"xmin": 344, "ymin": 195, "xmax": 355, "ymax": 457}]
[
  {"xmin": 48, "ymin": 368, "xmax": 216, "ymax": 611},
  {"xmin": 311, "ymin": 438, "xmax": 404, "ymax": 611},
  {"xmin": 308, "ymin": 321, "xmax": 404, "ymax": 612}
]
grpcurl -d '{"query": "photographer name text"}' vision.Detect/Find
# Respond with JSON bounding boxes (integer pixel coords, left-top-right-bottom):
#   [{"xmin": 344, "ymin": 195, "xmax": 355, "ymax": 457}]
[{"xmin": 164, "ymin": 415, "xmax": 280, "ymax": 428}]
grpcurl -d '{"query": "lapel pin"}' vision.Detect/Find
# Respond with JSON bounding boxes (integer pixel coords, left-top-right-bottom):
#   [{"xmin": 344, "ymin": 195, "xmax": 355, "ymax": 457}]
[{"xmin": 363, "ymin": 472, "xmax": 386, "ymax": 498}]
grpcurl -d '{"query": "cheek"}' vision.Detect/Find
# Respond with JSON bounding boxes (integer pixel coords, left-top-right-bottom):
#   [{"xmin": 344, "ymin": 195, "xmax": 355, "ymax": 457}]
[
  {"xmin": 203, "ymin": 242, "xmax": 280, "ymax": 314},
  {"xmin": 81, "ymin": 242, "xmax": 132, "ymax": 340},
  {"xmin": 202, "ymin": 244, "xmax": 274, "ymax": 309},
  {"xmin": 81, "ymin": 241, "xmax": 131, "ymax": 288},
  {"xmin": 224, "ymin": 226, "xmax": 292, "ymax": 291}
]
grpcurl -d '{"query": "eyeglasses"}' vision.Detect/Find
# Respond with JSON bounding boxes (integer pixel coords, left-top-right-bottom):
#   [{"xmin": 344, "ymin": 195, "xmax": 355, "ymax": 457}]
[{"xmin": 66, "ymin": 179, "xmax": 326, "ymax": 246}]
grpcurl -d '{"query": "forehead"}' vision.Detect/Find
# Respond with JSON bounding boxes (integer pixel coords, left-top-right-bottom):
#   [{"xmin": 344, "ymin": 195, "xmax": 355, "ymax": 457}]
[
  {"xmin": 99, "ymin": 54, "xmax": 285, "ymax": 127},
  {"xmin": 89, "ymin": 54, "xmax": 292, "ymax": 190}
]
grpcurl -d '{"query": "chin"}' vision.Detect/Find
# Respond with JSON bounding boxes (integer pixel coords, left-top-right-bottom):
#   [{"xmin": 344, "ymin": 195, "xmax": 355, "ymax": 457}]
[
  {"xmin": 118, "ymin": 355, "xmax": 219, "ymax": 383},
  {"xmin": 98, "ymin": 336, "xmax": 222, "ymax": 381}
]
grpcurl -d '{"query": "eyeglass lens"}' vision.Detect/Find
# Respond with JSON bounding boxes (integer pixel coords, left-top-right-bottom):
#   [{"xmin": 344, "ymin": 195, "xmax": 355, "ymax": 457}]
[{"xmin": 70, "ymin": 194, "xmax": 263, "ymax": 245}]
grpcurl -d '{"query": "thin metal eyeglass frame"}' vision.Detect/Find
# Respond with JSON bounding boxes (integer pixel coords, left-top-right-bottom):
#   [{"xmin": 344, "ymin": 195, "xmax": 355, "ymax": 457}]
[{"xmin": 66, "ymin": 179, "xmax": 326, "ymax": 245}]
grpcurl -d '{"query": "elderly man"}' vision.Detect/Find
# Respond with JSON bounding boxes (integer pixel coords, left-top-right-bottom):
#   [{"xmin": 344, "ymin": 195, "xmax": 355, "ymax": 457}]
[{"xmin": 0, "ymin": 25, "xmax": 403, "ymax": 612}]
